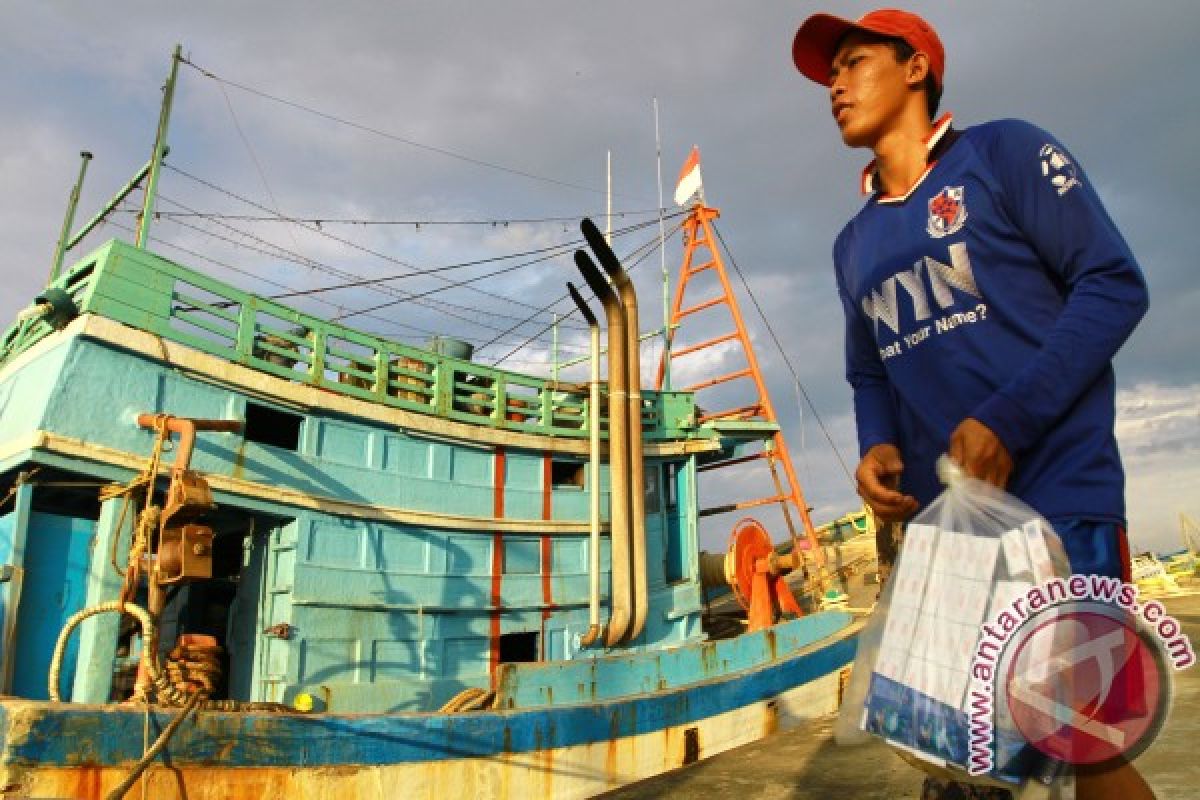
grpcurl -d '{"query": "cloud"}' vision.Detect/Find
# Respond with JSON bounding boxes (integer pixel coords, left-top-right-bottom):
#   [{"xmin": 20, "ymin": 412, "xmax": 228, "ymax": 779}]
[
  {"xmin": 1114, "ymin": 383, "xmax": 1200, "ymax": 554},
  {"xmin": 2, "ymin": 0, "xmax": 1196, "ymax": 557}
]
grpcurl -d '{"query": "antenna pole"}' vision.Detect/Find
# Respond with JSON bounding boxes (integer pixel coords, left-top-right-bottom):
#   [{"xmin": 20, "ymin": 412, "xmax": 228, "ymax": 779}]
[
  {"xmin": 551, "ymin": 313, "xmax": 559, "ymax": 383},
  {"xmin": 136, "ymin": 44, "xmax": 182, "ymax": 249},
  {"xmin": 48, "ymin": 151, "xmax": 93, "ymax": 284},
  {"xmin": 654, "ymin": 98, "xmax": 671, "ymax": 390},
  {"xmin": 605, "ymin": 151, "xmax": 612, "ymax": 244}
]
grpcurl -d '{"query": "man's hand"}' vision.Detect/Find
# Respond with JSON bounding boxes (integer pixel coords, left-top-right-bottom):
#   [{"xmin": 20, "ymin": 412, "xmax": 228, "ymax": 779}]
[
  {"xmin": 856, "ymin": 444, "xmax": 918, "ymax": 522},
  {"xmin": 948, "ymin": 417, "xmax": 1013, "ymax": 488}
]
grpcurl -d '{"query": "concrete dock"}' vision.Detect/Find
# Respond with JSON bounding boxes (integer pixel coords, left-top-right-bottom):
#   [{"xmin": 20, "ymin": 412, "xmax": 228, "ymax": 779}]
[{"xmin": 603, "ymin": 594, "xmax": 1200, "ymax": 799}]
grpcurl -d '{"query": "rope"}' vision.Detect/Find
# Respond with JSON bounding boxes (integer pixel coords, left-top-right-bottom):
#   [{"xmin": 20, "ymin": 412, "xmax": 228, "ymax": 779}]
[
  {"xmin": 180, "ymin": 56, "xmax": 649, "ymax": 201},
  {"xmin": 49, "ymin": 602, "xmax": 292, "ymax": 702},
  {"xmin": 486, "ymin": 216, "xmax": 685, "ymax": 366},
  {"xmin": 48, "ymin": 602, "xmax": 162, "ymax": 703},
  {"xmin": 164, "ymin": 164, "xmax": 657, "ymax": 322},
  {"xmin": 146, "ymin": 208, "xmax": 668, "ymax": 227},
  {"xmin": 0, "ymin": 468, "xmax": 40, "ymax": 511},
  {"xmin": 104, "ymin": 691, "xmax": 203, "ymax": 800},
  {"xmin": 711, "ymin": 223, "xmax": 856, "ymax": 488},
  {"xmin": 102, "ymin": 216, "xmax": 453, "ymax": 342},
  {"xmin": 45, "ymin": 427, "xmax": 297, "ymax": 797},
  {"xmin": 438, "ymin": 686, "xmax": 496, "ymax": 713},
  {"xmin": 96, "ymin": 417, "xmax": 172, "ymax": 599},
  {"xmin": 0, "ymin": 485, "xmax": 16, "ymax": 512}
]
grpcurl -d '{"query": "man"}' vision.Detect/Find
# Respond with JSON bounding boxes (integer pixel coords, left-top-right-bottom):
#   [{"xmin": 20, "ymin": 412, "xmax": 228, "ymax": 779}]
[{"xmin": 791, "ymin": 9, "xmax": 1151, "ymax": 800}]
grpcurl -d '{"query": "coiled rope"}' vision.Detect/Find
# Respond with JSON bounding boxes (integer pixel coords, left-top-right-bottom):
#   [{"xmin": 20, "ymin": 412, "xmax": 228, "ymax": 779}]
[
  {"xmin": 439, "ymin": 686, "xmax": 497, "ymax": 713},
  {"xmin": 48, "ymin": 602, "xmax": 159, "ymax": 703}
]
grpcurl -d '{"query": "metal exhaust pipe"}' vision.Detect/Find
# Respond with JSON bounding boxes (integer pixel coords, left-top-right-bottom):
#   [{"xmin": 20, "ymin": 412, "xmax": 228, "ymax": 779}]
[
  {"xmin": 580, "ymin": 219, "xmax": 648, "ymax": 643},
  {"xmin": 567, "ymin": 282, "xmax": 604, "ymax": 648},
  {"xmin": 573, "ymin": 249, "xmax": 632, "ymax": 647}
]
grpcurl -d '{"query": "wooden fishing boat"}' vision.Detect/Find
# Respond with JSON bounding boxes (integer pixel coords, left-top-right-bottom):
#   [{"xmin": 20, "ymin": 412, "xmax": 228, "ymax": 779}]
[{"xmin": 0, "ymin": 47, "xmax": 860, "ymax": 799}]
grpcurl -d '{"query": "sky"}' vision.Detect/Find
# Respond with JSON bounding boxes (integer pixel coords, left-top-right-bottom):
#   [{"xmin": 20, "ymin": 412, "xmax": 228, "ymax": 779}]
[{"xmin": 1, "ymin": 2, "xmax": 1197, "ymax": 554}]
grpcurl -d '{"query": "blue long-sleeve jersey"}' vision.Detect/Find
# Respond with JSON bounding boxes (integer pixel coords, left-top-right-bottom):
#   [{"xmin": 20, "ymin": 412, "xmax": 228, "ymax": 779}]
[{"xmin": 834, "ymin": 117, "xmax": 1148, "ymax": 524}]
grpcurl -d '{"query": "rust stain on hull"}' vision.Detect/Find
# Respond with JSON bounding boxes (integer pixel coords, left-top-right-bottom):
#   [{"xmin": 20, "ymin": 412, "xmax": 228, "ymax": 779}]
[
  {"xmin": 762, "ymin": 699, "xmax": 779, "ymax": 737},
  {"xmin": 71, "ymin": 765, "xmax": 101, "ymax": 799},
  {"xmin": 33, "ymin": 766, "xmax": 295, "ymax": 800}
]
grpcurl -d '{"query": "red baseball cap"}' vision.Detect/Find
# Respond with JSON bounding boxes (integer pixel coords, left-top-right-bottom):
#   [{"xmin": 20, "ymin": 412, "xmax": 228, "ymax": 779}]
[{"xmin": 792, "ymin": 9, "xmax": 944, "ymax": 89}]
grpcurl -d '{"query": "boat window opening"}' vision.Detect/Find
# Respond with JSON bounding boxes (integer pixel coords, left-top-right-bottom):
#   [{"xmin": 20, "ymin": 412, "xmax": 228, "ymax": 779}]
[
  {"xmin": 244, "ymin": 402, "xmax": 303, "ymax": 451},
  {"xmin": 498, "ymin": 631, "xmax": 539, "ymax": 664},
  {"xmin": 644, "ymin": 465, "xmax": 662, "ymax": 514},
  {"xmin": 664, "ymin": 463, "xmax": 686, "ymax": 584},
  {"xmin": 550, "ymin": 460, "xmax": 584, "ymax": 489},
  {"xmin": 665, "ymin": 463, "xmax": 679, "ymax": 511}
]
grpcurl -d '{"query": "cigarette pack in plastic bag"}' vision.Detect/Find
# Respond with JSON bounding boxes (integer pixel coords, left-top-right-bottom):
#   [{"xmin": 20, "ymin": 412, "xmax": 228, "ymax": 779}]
[{"xmin": 835, "ymin": 457, "xmax": 1072, "ymax": 789}]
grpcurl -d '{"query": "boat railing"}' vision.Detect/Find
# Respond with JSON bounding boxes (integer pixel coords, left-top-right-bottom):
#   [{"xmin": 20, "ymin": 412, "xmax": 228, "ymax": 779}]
[{"xmin": 0, "ymin": 238, "xmax": 696, "ymax": 441}]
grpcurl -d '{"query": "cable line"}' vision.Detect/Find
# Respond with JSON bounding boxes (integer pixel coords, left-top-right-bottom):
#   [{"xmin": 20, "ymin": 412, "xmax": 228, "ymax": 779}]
[
  {"xmin": 153, "ymin": 190, "xmax": 603, "ymax": 336},
  {"xmin": 181, "ymin": 56, "xmax": 649, "ymax": 201},
  {"xmin": 152, "ymin": 194, "xmax": 552, "ymax": 337},
  {"xmin": 164, "ymin": 163, "xmax": 661, "ymax": 322},
  {"xmin": 264, "ymin": 211, "xmax": 684, "ymax": 300},
  {"xmin": 116, "ymin": 193, "xmax": 586, "ymax": 353},
  {"xmin": 333, "ymin": 215, "xmax": 671, "ymax": 322},
  {"xmin": 147, "ymin": 208, "xmax": 669, "ymax": 227},
  {"xmin": 105, "ymin": 216, "xmax": 444, "ymax": 340},
  {"xmin": 711, "ymin": 222, "xmax": 855, "ymax": 488},
  {"xmin": 486, "ymin": 218, "xmax": 683, "ymax": 367}
]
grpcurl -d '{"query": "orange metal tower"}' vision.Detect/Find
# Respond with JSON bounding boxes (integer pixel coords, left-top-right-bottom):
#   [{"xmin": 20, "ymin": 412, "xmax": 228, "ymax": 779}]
[{"xmin": 656, "ymin": 204, "xmax": 823, "ymax": 562}]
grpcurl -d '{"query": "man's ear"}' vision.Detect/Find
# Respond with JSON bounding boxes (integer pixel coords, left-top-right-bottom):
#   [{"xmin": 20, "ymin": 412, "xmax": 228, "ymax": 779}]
[{"xmin": 906, "ymin": 52, "xmax": 931, "ymax": 88}]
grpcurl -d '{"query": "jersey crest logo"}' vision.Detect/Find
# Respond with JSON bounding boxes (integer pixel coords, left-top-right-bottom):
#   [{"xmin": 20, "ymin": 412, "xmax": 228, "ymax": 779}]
[
  {"xmin": 1039, "ymin": 143, "xmax": 1081, "ymax": 195},
  {"xmin": 927, "ymin": 186, "xmax": 968, "ymax": 239}
]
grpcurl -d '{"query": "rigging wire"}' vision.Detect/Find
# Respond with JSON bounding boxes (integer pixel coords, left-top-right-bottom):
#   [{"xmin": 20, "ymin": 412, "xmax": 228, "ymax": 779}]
[
  {"xmin": 164, "ymin": 163, "xmax": 664, "ymax": 322},
  {"xmin": 259, "ymin": 211, "xmax": 686, "ymax": 301},
  {"xmin": 333, "ymin": 215, "xmax": 673, "ymax": 322},
  {"xmin": 113, "ymin": 211, "xmax": 589, "ymax": 353},
  {"xmin": 145, "ymin": 208, "xmax": 670, "ymax": 227},
  {"xmin": 710, "ymin": 222, "xmax": 855, "ymax": 488},
  {"xmin": 214, "ymin": 75, "xmax": 306, "ymax": 258},
  {"xmin": 150, "ymin": 191, "xmax": 609, "ymax": 339},
  {"xmin": 119, "ymin": 194, "xmax": 594, "ymax": 352},
  {"xmin": 130, "ymin": 196, "xmax": 683, "ymax": 313},
  {"xmin": 471, "ymin": 221, "xmax": 678, "ymax": 356},
  {"xmin": 486, "ymin": 217, "xmax": 684, "ymax": 367},
  {"xmin": 103, "ymin": 216, "xmax": 442, "ymax": 339},
  {"xmin": 486, "ymin": 226, "xmax": 671, "ymax": 367},
  {"xmin": 145, "ymin": 192, "xmax": 676, "ymax": 338},
  {"xmin": 180, "ymin": 56, "xmax": 649, "ymax": 202},
  {"xmin": 150, "ymin": 193, "xmax": 561, "ymax": 337}
]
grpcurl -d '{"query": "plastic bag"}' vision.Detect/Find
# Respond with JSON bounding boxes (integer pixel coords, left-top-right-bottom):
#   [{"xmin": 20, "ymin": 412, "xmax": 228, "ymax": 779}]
[{"xmin": 835, "ymin": 456, "xmax": 1072, "ymax": 789}]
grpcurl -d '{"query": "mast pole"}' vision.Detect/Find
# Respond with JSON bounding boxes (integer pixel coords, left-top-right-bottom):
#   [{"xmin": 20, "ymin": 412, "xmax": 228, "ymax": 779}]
[
  {"xmin": 48, "ymin": 151, "xmax": 93, "ymax": 284},
  {"xmin": 654, "ymin": 98, "xmax": 671, "ymax": 390},
  {"xmin": 551, "ymin": 313, "xmax": 559, "ymax": 383},
  {"xmin": 136, "ymin": 44, "xmax": 182, "ymax": 249},
  {"xmin": 605, "ymin": 150, "xmax": 612, "ymax": 245}
]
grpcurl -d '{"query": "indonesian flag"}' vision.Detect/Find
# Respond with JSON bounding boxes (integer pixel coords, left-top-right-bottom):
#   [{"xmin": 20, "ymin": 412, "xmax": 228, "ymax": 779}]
[{"xmin": 673, "ymin": 146, "xmax": 703, "ymax": 206}]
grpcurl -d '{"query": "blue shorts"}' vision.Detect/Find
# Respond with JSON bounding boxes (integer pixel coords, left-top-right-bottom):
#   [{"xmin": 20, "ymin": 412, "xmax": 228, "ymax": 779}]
[
  {"xmin": 1048, "ymin": 518, "xmax": 1148, "ymax": 727},
  {"xmin": 1049, "ymin": 518, "xmax": 1131, "ymax": 582}
]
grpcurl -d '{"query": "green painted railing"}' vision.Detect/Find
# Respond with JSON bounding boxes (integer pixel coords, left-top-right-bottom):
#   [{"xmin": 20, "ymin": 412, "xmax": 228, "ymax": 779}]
[{"xmin": 0, "ymin": 239, "xmax": 699, "ymax": 441}]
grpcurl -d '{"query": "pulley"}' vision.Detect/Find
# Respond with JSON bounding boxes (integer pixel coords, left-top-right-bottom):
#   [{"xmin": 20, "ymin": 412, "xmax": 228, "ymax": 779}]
[{"xmin": 725, "ymin": 518, "xmax": 805, "ymax": 631}]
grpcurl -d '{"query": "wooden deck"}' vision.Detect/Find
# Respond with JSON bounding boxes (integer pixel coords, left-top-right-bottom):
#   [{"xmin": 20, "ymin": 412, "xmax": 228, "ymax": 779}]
[{"xmin": 605, "ymin": 592, "xmax": 1200, "ymax": 799}]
